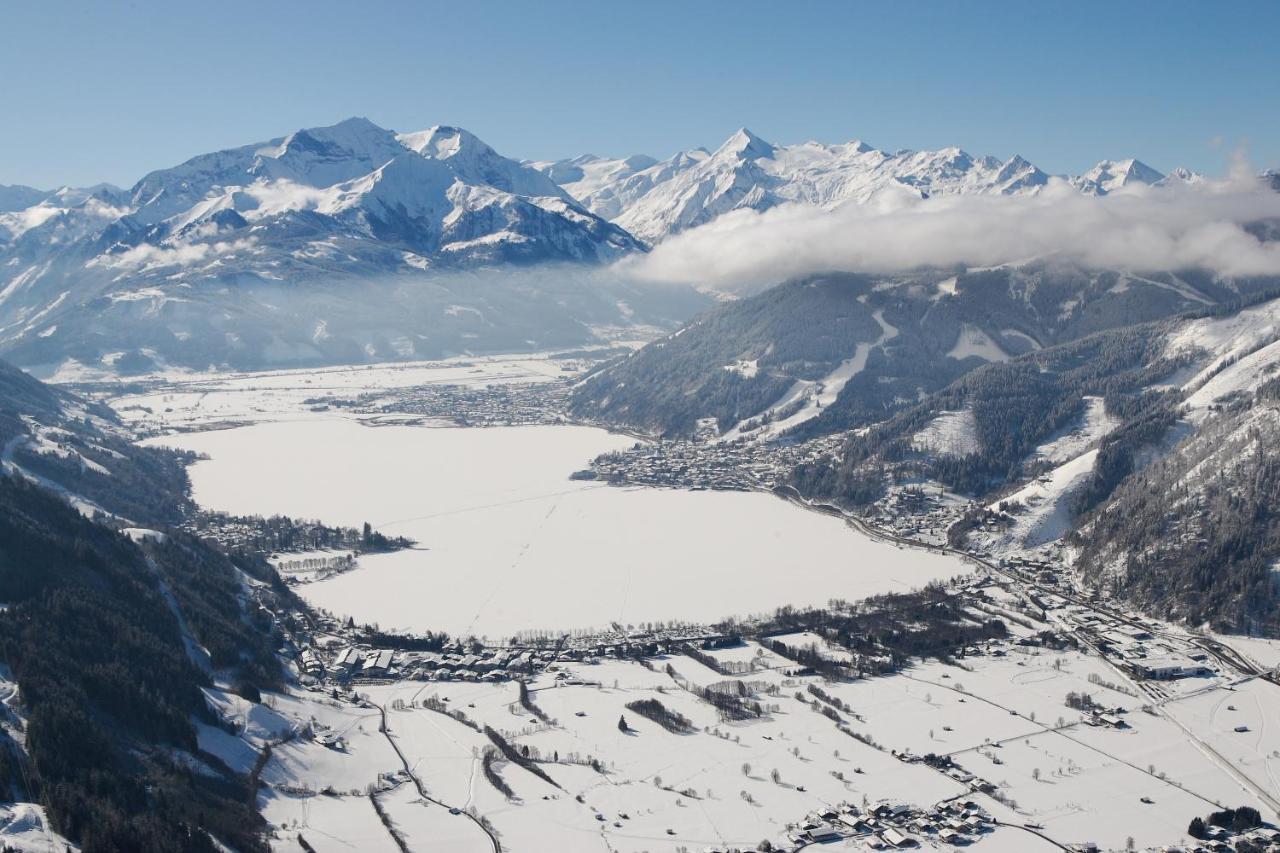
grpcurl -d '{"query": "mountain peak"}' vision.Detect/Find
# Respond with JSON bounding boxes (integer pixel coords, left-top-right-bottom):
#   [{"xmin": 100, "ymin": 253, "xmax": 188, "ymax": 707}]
[
  {"xmin": 717, "ymin": 127, "xmax": 775, "ymax": 160},
  {"xmin": 397, "ymin": 125, "xmax": 490, "ymax": 161},
  {"xmin": 1073, "ymin": 158, "xmax": 1165, "ymax": 195},
  {"xmin": 286, "ymin": 117, "xmax": 396, "ymax": 151},
  {"xmin": 1163, "ymin": 166, "xmax": 1203, "ymax": 185},
  {"xmin": 330, "ymin": 115, "xmax": 383, "ymax": 132},
  {"xmin": 622, "ymin": 154, "xmax": 659, "ymax": 171},
  {"xmin": 1089, "ymin": 158, "xmax": 1164, "ymax": 183}
]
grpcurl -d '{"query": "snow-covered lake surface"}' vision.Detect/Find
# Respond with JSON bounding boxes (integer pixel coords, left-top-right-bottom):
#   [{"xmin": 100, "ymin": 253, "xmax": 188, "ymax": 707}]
[{"xmin": 147, "ymin": 418, "xmax": 968, "ymax": 639}]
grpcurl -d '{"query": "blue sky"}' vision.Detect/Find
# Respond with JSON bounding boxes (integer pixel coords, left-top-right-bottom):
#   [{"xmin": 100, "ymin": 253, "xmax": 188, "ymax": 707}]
[{"xmin": 2, "ymin": 0, "xmax": 1277, "ymax": 189}]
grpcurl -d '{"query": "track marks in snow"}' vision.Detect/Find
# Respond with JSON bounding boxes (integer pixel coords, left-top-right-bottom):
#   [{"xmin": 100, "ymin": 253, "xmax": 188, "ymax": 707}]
[{"xmin": 461, "ymin": 497, "xmax": 563, "ymax": 640}]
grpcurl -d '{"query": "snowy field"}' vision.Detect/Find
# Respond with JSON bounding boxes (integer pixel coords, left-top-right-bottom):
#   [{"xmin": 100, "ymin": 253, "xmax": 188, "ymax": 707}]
[
  {"xmin": 0, "ymin": 803, "xmax": 75, "ymax": 852},
  {"xmin": 146, "ymin": 418, "xmax": 969, "ymax": 639},
  {"xmin": 911, "ymin": 409, "xmax": 979, "ymax": 457},
  {"xmin": 987, "ymin": 450, "xmax": 1098, "ymax": 548},
  {"xmin": 107, "ymin": 352, "xmax": 584, "ymax": 431},
  {"xmin": 212, "ymin": 640, "xmax": 1280, "ymax": 853}
]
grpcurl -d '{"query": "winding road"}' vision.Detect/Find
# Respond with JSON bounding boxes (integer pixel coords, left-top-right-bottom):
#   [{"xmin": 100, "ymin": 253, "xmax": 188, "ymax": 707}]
[{"xmin": 368, "ymin": 698, "xmax": 502, "ymax": 853}]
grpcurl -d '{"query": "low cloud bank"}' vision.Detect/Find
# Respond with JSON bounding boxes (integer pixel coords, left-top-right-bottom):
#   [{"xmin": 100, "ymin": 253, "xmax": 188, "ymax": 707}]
[{"xmin": 620, "ymin": 172, "xmax": 1280, "ymax": 292}]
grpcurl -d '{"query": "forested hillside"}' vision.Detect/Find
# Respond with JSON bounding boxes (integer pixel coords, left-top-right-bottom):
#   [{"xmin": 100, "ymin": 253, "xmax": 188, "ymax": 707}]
[
  {"xmin": 0, "ymin": 357, "xmax": 195, "ymax": 522},
  {"xmin": 0, "ymin": 359, "xmax": 291, "ymax": 852},
  {"xmin": 787, "ymin": 290, "xmax": 1280, "ymax": 635},
  {"xmin": 0, "ymin": 476, "xmax": 281, "ymax": 852},
  {"xmin": 1071, "ymin": 377, "xmax": 1280, "ymax": 634},
  {"xmin": 791, "ymin": 320, "xmax": 1193, "ymax": 501},
  {"xmin": 572, "ymin": 273, "xmax": 884, "ymax": 435},
  {"xmin": 570, "ymin": 263, "xmax": 1270, "ymax": 439}
]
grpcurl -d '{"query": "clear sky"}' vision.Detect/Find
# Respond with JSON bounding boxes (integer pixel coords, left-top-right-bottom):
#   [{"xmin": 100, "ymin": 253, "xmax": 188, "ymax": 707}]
[{"xmin": 2, "ymin": 0, "xmax": 1277, "ymax": 190}]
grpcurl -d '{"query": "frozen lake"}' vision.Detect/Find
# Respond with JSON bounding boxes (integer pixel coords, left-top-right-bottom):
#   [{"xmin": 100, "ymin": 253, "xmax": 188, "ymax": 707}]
[{"xmin": 149, "ymin": 419, "xmax": 970, "ymax": 639}]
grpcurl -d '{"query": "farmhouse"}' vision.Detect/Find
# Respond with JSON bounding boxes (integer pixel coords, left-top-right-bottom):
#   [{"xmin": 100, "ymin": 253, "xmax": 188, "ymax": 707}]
[
  {"xmin": 298, "ymin": 648, "xmax": 323, "ymax": 677},
  {"xmin": 361, "ymin": 649, "xmax": 394, "ymax": 676},
  {"xmin": 806, "ymin": 827, "xmax": 842, "ymax": 843},
  {"xmin": 333, "ymin": 647, "xmax": 362, "ymax": 677},
  {"xmin": 880, "ymin": 826, "xmax": 915, "ymax": 847}
]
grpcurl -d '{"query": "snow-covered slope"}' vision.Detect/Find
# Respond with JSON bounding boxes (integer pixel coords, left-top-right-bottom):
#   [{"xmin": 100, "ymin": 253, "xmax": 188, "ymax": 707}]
[
  {"xmin": 0, "ymin": 355, "xmax": 192, "ymax": 520},
  {"xmin": 1163, "ymin": 296, "xmax": 1280, "ymax": 416},
  {"xmin": 0, "ymin": 802, "xmax": 77, "ymax": 852},
  {"xmin": 1074, "ymin": 383, "xmax": 1280, "ymax": 633},
  {"xmin": 529, "ymin": 152, "xmax": 671, "ymax": 220}
]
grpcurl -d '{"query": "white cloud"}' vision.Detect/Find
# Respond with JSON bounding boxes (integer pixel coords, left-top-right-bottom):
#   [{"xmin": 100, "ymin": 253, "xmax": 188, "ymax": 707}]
[
  {"xmin": 621, "ymin": 174, "xmax": 1280, "ymax": 292},
  {"xmin": 93, "ymin": 237, "xmax": 257, "ymax": 272}
]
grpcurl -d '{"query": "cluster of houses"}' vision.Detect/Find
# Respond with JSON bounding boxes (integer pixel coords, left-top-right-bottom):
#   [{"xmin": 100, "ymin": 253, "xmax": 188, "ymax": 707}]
[
  {"xmin": 785, "ymin": 799, "xmax": 996, "ymax": 849},
  {"xmin": 346, "ymin": 378, "xmax": 571, "ymax": 428},
  {"xmin": 559, "ymin": 625, "xmax": 734, "ymax": 657},
  {"xmin": 1180, "ymin": 825, "xmax": 1280, "ymax": 852},
  {"xmin": 1001, "ymin": 554, "xmax": 1061, "ymax": 585},
  {"xmin": 865, "ymin": 489, "xmax": 962, "ymax": 546},
  {"xmin": 295, "ymin": 647, "xmax": 393, "ymax": 681},
  {"xmin": 586, "ymin": 438, "xmax": 756, "ymax": 490},
  {"xmin": 581, "ymin": 429, "xmax": 843, "ymax": 493},
  {"xmin": 1082, "ymin": 708, "xmax": 1130, "ymax": 729},
  {"xmin": 289, "ymin": 610, "xmax": 747, "ymax": 690},
  {"xmin": 320, "ymin": 645, "xmax": 544, "ymax": 683},
  {"xmin": 296, "ymin": 628, "xmax": 744, "ymax": 688},
  {"xmin": 973, "ymin": 578, "xmax": 1218, "ymax": 687}
]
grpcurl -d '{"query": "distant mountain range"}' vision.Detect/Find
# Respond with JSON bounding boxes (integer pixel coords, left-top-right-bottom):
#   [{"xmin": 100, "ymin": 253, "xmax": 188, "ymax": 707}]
[
  {"xmin": 531, "ymin": 128, "xmax": 1193, "ymax": 243},
  {"xmin": 0, "ymin": 118, "xmax": 1243, "ymax": 374}
]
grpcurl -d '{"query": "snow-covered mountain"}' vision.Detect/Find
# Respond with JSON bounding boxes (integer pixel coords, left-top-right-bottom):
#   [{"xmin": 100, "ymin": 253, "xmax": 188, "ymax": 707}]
[
  {"xmin": 0, "ymin": 184, "xmax": 129, "ymax": 245},
  {"xmin": 108, "ymin": 117, "xmax": 640, "ymax": 261},
  {"xmin": 0, "ymin": 184, "xmax": 54, "ymax": 213},
  {"xmin": 0, "ymin": 118, "xmax": 665, "ymax": 373},
  {"xmin": 527, "ymin": 152, "xmax": 672, "ymax": 220},
  {"xmin": 529, "ymin": 129, "xmax": 1039, "ymax": 242},
  {"xmin": 0, "ymin": 117, "xmax": 641, "ymax": 285},
  {"xmin": 533, "ymin": 129, "xmax": 1183, "ymax": 244},
  {"xmin": 1069, "ymin": 158, "xmax": 1166, "ymax": 195}
]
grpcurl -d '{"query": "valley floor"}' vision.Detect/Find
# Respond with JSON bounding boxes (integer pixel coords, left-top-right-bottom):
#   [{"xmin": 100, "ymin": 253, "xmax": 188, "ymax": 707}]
[{"xmin": 41, "ymin": 352, "xmax": 1279, "ymax": 853}]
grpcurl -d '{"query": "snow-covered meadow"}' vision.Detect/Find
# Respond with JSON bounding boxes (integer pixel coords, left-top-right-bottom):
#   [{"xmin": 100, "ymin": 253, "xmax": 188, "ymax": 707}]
[
  {"xmin": 211, "ymin": 638, "xmax": 1277, "ymax": 853},
  {"xmin": 109, "ymin": 352, "xmax": 585, "ymax": 431}
]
